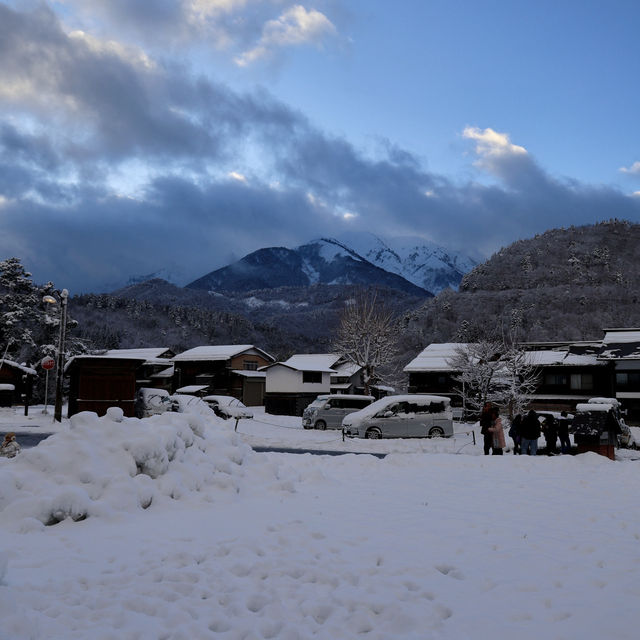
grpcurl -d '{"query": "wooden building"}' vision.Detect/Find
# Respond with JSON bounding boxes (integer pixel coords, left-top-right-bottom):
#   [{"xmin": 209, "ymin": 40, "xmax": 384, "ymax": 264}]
[
  {"xmin": 66, "ymin": 348, "xmax": 174, "ymax": 417},
  {"xmin": 0, "ymin": 359, "xmax": 38, "ymax": 406},
  {"xmin": 172, "ymin": 345, "xmax": 274, "ymax": 406}
]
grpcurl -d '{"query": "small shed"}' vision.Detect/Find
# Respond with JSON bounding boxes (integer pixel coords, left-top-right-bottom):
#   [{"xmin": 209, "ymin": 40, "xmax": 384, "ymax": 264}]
[
  {"xmin": 66, "ymin": 348, "xmax": 174, "ymax": 418},
  {"xmin": 0, "ymin": 359, "xmax": 38, "ymax": 406}
]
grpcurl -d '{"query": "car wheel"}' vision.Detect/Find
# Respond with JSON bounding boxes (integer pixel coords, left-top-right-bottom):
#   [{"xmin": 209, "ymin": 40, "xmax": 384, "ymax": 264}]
[
  {"xmin": 365, "ymin": 428, "xmax": 382, "ymax": 439},
  {"xmin": 429, "ymin": 426, "xmax": 445, "ymax": 437},
  {"xmin": 315, "ymin": 420, "xmax": 327, "ymax": 431}
]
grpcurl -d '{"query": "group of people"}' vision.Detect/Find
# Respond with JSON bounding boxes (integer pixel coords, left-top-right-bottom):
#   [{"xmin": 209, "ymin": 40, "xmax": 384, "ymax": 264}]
[{"xmin": 481, "ymin": 404, "xmax": 572, "ymax": 456}]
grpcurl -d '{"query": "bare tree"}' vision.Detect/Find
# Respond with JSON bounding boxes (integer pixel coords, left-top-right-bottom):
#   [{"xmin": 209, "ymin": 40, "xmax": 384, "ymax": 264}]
[
  {"xmin": 447, "ymin": 338, "xmax": 539, "ymax": 419},
  {"xmin": 332, "ymin": 289, "xmax": 398, "ymax": 395},
  {"xmin": 447, "ymin": 340, "xmax": 504, "ymax": 417}
]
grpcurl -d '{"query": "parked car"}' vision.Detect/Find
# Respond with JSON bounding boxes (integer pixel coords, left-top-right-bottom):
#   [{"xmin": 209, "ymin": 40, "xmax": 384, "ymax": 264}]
[
  {"xmin": 302, "ymin": 394, "xmax": 375, "ymax": 430},
  {"xmin": 573, "ymin": 398, "xmax": 637, "ymax": 449},
  {"xmin": 135, "ymin": 387, "xmax": 172, "ymax": 418},
  {"xmin": 342, "ymin": 394, "xmax": 454, "ymax": 439},
  {"xmin": 170, "ymin": 394, "xmax": 216, "ymax": 417},
  {"xmin": 202, "ymin": 395, "xmax": 253, "ymax": 420}
]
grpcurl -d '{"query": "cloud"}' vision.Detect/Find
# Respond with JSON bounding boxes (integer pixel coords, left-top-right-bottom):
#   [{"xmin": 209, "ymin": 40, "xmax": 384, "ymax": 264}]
[
  {"xmin": 58, "ymin": 0, "xmax": 338, "ymax": 65},
  {"xmin": 235, "ymin": 5, "xmax": 337, "ymax": 66},
  {"xmin": 1, "ymin": 3, "xmax": 639, "ymax": 294},
  {"xmin": 620, "ymin": 161, "xmax": 640, "ymax": 176},
  {"xmin": 463, "ymin": 126, "xmax": 528, "ymax": 159}
]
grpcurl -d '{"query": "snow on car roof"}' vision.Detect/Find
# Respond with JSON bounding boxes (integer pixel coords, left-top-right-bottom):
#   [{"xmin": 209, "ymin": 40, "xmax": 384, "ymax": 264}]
[{"xmin": 353, "ymin": 394, "xmax": 451, "ymax": 419}]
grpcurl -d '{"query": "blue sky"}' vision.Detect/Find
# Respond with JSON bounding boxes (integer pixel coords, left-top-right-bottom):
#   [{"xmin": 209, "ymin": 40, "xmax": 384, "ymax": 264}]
[{"xmin": 1, "ymin": 0, "xmax": 639, "ymax": 292}]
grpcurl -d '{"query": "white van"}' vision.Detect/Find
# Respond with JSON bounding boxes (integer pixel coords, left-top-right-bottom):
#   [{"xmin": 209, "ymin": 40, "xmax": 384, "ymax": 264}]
[
  {"xmin": 303, "ymin": 394, "xmax": 375, "ymax": 430},
  {"xmin": 135, "ymin": 387, "xmax": 172, "ymax": 418},
  {"xmin": 342, "ymin": 394, "xmax": 454, "ymax": 439}
]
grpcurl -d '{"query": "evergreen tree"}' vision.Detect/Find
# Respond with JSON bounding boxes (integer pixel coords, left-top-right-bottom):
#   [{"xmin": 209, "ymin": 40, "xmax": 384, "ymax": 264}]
[{"xmin": 0, "ymin": 257, "xmax": 52, "ymax": 363}]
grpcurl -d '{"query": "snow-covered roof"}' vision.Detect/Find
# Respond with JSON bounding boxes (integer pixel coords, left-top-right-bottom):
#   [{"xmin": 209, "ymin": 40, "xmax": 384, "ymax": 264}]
[
  {"xmin": 232, "ymin": 369, "xmax": 266, "ymax": 378},
  {"xmin": 150, "ymin": 366, "xmax": 174, "ymax": 379},
  {"xmin": 173, "ymin": 345, "xmax": 274, "ymax": 362},
  {"xmin": 175, "ymin": 385, "xmax": 209, "ymax": 394},
  {"xmin": 599, "ymin": 329, "xmax": 640, "ymax": 359},
  {"xmin": 329, "ymin": 383, "xmax": 352, "ymax": 390},
  {"xmin": 403, "ymin": 344, "xmax": 468, "ymax": 372},
  {"xmin": 65, "ymin": 348, "xmax": 173, "ymax": 372},
  {"xmin": 525, "ymin": 350, "xmax": 603, "ymax": 367},
  {"xmin": 280, "ymin": 354, "xmax": 341, "ymax": 372},
  {"xmin": 371, "ymin": 385, "xmax": 395, "ymax": 393},
  {"xmin": 0, "ymin": 359, "xmax": 38, "ymax": 375},
  {"xmin": 602, "ymin": 329, "xmax": 640, "ymax": 343},
  {"xmin": 331, "ymin": 362, "xmax": 361, "ymax": 377},
  {"xmin": 101, "ymin": 348, "xmax": 172, "ymax": 360}
]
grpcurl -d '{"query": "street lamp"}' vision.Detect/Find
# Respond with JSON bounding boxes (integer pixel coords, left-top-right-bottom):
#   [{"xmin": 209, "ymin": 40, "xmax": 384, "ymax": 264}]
[{"xmin": 43, "ymin": 289, "xmax": 69, "ymax": 422}]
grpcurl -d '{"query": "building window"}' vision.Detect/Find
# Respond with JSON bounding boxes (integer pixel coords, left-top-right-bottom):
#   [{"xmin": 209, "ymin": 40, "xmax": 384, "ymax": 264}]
[
  {"xmin": 616, "ymin": 372, "xmax": 640, "ymax": 390},
  {"xmin": 570, "ymin": 373, "xmax": 593, "ymax": 391},
  {"xmin": 303, "ymin": 371, "xmax": 322, "ymax": 384},
  {"xmin": 243, "ymin": 360, "xmax": 258, "ymax": 371},
  {"xmin": 544, "ymin": 373, "xmax": 568, "ymax": 387}
]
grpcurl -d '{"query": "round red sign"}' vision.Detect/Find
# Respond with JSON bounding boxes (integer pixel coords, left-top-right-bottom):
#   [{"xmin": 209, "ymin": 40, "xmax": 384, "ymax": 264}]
[{"xmin": 41, "ymin": 356, "xmax": 55, "ymax": 370}]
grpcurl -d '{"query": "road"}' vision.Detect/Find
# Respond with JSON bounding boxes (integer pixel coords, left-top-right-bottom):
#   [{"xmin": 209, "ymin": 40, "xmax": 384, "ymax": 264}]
[
  {"xmin": 1, "ymin": 431, "xmax": 54, "ymax": 448},
  {"xmin": 3, "ymin": 433, "xmax": 387, "ymax": 457}
]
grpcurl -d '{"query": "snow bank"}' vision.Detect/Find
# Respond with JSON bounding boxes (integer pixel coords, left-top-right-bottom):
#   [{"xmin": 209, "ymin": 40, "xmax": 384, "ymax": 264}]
[{"xmin": 0, "ymin": 407, "xmax": 259, "ymax": 530}]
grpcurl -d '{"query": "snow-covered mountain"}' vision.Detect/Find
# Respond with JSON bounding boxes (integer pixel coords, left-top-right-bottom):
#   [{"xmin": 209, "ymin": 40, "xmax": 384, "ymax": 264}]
[
  {"xmin": 186, "ymin": 234, "xmax": 474, "ymax": 296},
  {"xmin": 323, "ymin": 233, "xmax": 476, "ymax": 294},
  {"xmin": 187, "ymin": 243, "xmax": 429, "ymax": 296}
]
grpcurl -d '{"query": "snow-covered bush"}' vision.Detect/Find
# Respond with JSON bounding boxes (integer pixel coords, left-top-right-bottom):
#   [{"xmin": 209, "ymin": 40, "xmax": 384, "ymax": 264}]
[{"xmin": 0, "ymin": 408, "xmax": 258, "ymax": 529}]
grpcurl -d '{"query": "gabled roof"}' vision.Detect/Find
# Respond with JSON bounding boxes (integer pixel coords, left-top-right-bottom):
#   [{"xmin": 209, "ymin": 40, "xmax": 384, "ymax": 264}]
[
  {"xmin": 282, "ymin": 354, "xmax": 341, "ymax": 372},
  {"xmin": 173, "ymin": 345, "xmax": 274, "ymax": 362},
  {"xmin": 0, "ymin": 359, "xmax": 37, "ymax": 376},
  {"xmin": 404, "ymin": 344, "xmax": 469, "ymax": 372}
]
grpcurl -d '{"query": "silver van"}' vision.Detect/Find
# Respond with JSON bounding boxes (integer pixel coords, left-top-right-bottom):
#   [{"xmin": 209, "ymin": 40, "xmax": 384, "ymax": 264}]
[
  {"xmin": 342, "ymin": 394, "xmax": 454, "ymax": 439},
  {"xmin": 302, "ymin": 394, "xmax": 375, "ymax": 430}
]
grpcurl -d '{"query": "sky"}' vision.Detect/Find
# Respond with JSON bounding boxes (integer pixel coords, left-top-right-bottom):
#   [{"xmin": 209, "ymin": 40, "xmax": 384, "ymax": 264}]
[{"xmin": 1, "ymin": 0, "xmax": 640, "ymax": 293}]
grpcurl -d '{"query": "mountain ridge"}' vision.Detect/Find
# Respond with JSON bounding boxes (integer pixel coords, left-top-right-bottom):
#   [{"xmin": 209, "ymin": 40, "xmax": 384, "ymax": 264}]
[{"xmin": 186, "ymin": 234, "xmax": 475, "ymax": 296}]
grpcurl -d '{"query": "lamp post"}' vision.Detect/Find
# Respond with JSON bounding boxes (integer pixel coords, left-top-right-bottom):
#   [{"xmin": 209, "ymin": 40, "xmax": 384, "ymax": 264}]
[{"xmin": 43, "ymin": 289, "xmax": 69, "ymax": 422}]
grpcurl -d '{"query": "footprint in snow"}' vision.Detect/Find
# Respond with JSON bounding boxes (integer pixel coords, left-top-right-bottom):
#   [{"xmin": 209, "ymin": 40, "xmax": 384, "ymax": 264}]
[{"xmin": 435, "ymin": 564, "xmax": 464, "ymax": 580}]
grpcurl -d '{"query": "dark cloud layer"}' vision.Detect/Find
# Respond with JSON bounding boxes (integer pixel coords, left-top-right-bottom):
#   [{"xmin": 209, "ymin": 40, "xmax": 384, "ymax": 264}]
[{"xmin": 0, "ymin": 3, "xmax": 639, "ymax": 292}]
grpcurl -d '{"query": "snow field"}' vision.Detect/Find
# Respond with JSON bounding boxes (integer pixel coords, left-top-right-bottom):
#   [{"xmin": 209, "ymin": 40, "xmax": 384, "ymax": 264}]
[{"xmin": 1, "ymin": 409, "xmax": 640, "ymax": 639}]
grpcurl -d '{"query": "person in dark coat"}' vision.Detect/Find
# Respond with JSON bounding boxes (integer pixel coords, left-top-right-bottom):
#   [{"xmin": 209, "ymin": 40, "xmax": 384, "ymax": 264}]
[
  {"xmin": 479, "ymin": 402, "xmax": 494, "ymax": 455},
  {"xmin": 508, "ymin": 413, "xmax": 522, "ymax": 454},
  {"xmin": 558, "ymin": 411, "xmax": 571, "ymax": 454},
  {"xmin": 542, "ymin": 414, "xmax": 558, "ymax": 455},
  {"xmin": 520, "ymin": 409, "xmax": 541, "ymax": 456}
]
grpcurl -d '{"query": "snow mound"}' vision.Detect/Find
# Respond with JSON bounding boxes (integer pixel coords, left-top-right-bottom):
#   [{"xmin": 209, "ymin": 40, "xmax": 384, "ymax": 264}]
[{"xmin": 0, "ymin": 409, "xmax": 257, "ymax": 529}]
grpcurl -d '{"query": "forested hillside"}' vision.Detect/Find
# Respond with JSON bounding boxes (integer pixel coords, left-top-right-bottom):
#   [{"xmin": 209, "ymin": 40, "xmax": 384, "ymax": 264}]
[
  {"xmin": 401, "ymin": 220, "xmax": 640, "ymax": 353},
  {"xmin": 71, "ymin": 284, "xmax": 426, "ymax": 360}
]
